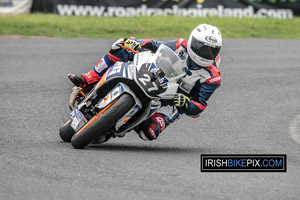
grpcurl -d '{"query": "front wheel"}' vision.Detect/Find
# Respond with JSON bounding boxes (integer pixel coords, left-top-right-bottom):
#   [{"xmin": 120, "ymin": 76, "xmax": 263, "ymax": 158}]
[
  {"xmin": 59, "ymin": 119, "xmax": 75, "ymax": 142},
  {"xmin": 71, "ymin": 93, "xmax": 135, "ymax": 149}
]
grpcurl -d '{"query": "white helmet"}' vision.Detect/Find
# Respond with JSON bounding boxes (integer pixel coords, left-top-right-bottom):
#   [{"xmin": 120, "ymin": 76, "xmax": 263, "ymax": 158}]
[{"xmin": 187, "ymin": 24, "xmax": 222, "ymax": 68}]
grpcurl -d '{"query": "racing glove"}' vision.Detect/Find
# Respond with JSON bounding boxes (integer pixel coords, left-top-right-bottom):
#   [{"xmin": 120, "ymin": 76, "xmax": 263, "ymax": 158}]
[
  {"xmin": 174, "ymin": 94, "xmax": 190, "ymax": 109},
  {"xmin": 124, "ymin": 37, "xmax": 141, "ymax": 50},
  {"xmin": 110, "ymin": 37, "xmax": 141, "ymax": 54},
  {"xmin": 111, "ymin": 38, "xmax": 125, "ymax": 51}
]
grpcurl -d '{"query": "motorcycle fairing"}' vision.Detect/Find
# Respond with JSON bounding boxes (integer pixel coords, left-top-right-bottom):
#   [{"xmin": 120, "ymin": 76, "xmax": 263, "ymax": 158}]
[
  {"xmin": 95, "ymin": 83, "xmax": 143, "ymax": 131},
  {"xmin": 105, "ymin": 62, "xmax": 132, "ymax": 81}
]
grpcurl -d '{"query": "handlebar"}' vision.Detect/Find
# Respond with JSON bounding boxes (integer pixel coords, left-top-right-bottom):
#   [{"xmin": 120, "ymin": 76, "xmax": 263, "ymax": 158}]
[{"xmin": 121, "ymin": 46, "xmax": 140, "ymax": 54}]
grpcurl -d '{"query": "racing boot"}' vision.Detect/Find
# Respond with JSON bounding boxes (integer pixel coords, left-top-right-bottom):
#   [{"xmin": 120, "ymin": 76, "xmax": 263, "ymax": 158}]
[
  {"xmin": 68, "ymin": 69, "xmax": 101, "ymax": 92},
  {"xmin": 68, "ymin": 74, "xmax": 85, "ymax": 87}
]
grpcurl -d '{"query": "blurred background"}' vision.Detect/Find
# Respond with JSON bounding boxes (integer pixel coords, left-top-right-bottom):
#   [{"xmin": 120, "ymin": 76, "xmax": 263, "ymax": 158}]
[
  {"xmin": 1, "ymin": 0, "xmax": 299, "ymax": 18},
  {"xmin": 0, "ymin": 0, "xmax": 300, "ymax": 39}
]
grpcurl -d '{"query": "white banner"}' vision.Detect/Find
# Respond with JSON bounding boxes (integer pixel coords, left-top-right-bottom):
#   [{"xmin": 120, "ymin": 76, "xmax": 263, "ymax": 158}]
[
  {"xmin": 0, "ymin": 0, "xmax": 32, "ymax": 15},
  {"xmin": 56, "ymin": 4, "xmax": 293, "ymax": 19}
]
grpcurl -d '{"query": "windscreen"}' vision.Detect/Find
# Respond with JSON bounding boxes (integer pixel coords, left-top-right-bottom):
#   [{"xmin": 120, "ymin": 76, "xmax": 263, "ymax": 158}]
[{"xmin": 155, "ymin": 45, "xmax": 184, "ymax": 78}]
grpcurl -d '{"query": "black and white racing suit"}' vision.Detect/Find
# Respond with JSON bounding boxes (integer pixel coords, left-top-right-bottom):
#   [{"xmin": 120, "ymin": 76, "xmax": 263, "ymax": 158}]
[{"xmin": 81, "ymin": 38, "xmax": 221, "ymax": 140}]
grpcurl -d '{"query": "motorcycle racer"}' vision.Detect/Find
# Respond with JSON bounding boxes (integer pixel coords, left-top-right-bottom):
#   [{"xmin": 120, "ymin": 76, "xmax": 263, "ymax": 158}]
[{"xmin": 69, "ymin": 24, "xmax": 222, "ymax": 141}]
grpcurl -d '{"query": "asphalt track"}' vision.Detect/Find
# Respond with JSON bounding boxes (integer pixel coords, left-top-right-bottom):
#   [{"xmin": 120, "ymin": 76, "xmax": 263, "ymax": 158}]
[{"xmin": 0, "ymin": 38, "xmax": 299, "ymax": 200}]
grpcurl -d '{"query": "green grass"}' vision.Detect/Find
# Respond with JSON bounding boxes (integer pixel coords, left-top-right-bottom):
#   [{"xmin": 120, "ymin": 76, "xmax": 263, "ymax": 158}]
[{"xmin": 0, "ymin": 14, "xmax": 299, "ymax": 39}]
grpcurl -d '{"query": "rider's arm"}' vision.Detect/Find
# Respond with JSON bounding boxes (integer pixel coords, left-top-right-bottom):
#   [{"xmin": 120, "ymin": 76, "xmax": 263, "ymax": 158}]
[
  {"xmin": 106, "ymin": 38, "xmax": 187, "ymax": 65},
  {"xmin": 181, "ymin": 64, "xmax": 221, "ymax": 118},
  {"xmin": 138, "ymin": 39, "xmax": 165, "ymax": 53},
  {"xmin": 88, "ymin": 38, "xmax": 164, "ymax": 83},
  {"xmin": 103, "ymin": 38, "xmax": 133, "ymax": 67},
  {"xmin": 138, "ymin": 38, "xmax": 187, "ymax": 53},
  {"xmin": 102, "ymin": 37, "xmax": 143, "ymax": 68},
  {"xmin": 109, "ymin": 39, "xmax": 165, "ymax": 63}
]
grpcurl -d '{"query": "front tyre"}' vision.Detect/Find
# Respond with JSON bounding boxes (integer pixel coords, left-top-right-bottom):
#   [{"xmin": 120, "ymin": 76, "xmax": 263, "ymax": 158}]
[
  {"xmin": 59, "ymin": 119, "xmax": 75, "ymax": 142},
  {"xmin": 71, "ymin": 93, "xmax": 135, "ymax": 149}
]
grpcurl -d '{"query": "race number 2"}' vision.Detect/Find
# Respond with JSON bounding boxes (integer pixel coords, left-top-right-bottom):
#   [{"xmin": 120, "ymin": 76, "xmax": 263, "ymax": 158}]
[{"xmin": 139, "ymin": 74, "xmax": 158, "ymax": 92}]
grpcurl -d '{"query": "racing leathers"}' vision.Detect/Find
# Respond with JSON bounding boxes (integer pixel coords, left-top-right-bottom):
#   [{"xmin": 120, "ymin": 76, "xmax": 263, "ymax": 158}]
[{"xmin": 72, "ymin": 38, "xmax": 221, "ymax": 141}]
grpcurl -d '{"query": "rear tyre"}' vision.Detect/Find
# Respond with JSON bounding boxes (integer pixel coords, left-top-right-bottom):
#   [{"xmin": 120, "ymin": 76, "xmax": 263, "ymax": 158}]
[
  {"xmin": 59, "ymin": 120, "xmax": 75, "ymax": 142},
  {"xmin": 71, "ymin": 93, "xmax": 135, "ymax": 149}
]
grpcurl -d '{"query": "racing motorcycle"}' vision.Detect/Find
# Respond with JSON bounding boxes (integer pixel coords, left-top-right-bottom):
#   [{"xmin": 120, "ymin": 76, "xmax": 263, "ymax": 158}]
[{"xmin": 59, "ymin": 44, "xmax": 186, "ymax": 149}]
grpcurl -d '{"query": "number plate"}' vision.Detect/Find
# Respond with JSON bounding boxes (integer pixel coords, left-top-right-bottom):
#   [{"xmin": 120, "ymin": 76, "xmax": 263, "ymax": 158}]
[{"xmin": 70, "ymin": 108, "xmax": 84, "ymax": 130}]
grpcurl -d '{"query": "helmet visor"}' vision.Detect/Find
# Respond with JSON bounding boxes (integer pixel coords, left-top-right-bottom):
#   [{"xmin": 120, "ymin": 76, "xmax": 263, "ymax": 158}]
[{"xmin": 190, "ymin": 36, "xmax": 221, "ymax": 60}]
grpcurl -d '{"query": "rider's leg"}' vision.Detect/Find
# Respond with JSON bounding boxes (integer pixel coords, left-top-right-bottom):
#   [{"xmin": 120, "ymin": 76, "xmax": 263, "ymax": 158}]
[
  {"xmin": 68, "ymin": 51, "xmax": 123, "ymax": 90},
  {"xmin": 68, "ymin": 57, "xmax": 108, "ymax": 89},
  {"xmin": 68, "ymin": 44, "xmax": 132, "ymax": 91},
  {"xmin": 135, "ymin": 105, "xmax": 181, "ymax": 141}
]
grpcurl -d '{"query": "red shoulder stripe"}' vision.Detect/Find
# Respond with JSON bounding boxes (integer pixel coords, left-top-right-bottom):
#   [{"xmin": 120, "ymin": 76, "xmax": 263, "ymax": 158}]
[
  {"xmin": 141, "ymin": 39, "xmax": 153, "ymax": 46},
  {"xmin": 215, "ymin": 55, "xmax": 220, "ymax": 63},
  {"xmin": 206, "ymin": 64, "xmax": 221, "ymax": 78},
  {"xmin": 175, "ymin": 38, "xmax": 187, "ymax": 49}
]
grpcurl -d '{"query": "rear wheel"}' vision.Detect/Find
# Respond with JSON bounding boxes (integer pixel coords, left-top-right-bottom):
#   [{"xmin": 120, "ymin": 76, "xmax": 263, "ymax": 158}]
[
  {"xmin": 71, "ymin": 93, "xmax": 135, "ymax": 149},
  {"xmin": 59, "ymin": 120, "xmax": 75, "ymax": 142}
]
